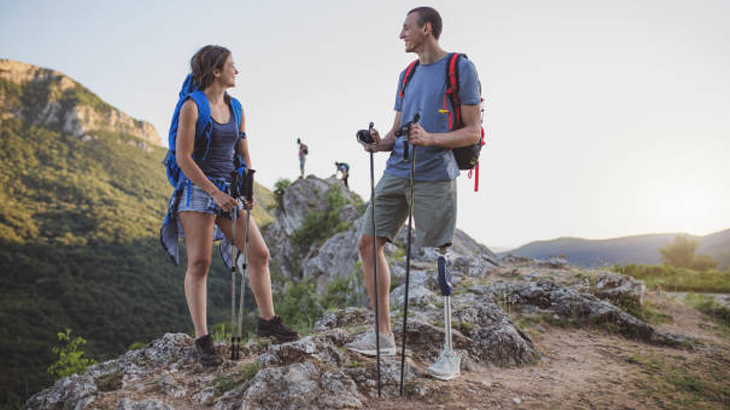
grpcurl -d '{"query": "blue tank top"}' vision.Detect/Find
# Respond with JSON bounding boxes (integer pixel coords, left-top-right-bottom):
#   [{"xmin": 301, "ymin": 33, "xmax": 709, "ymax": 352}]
[{"xmin": 195, "ymin": 108, "xmax": 238, "ymax": 180}]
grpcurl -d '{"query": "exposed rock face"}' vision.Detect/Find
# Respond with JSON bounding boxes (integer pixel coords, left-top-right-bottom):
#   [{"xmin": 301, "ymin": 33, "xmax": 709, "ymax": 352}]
[
  {"xmin": 264, "ymin": 176, "xmax": 500, "ymax": 296},
  {"xmin": 487, "ymin": 279, "xmax": 680, "ymax": 345},
  {"xmin": 0, "ymin": 59, "xmax": 161, "ymax": 147},
  {"xmin": 594, "ymin": 271, "xmax": 646, "ymax": 309}
]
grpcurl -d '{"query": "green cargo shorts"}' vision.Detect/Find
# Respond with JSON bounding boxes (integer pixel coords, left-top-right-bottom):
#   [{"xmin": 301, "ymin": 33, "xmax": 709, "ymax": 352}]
[{"xmin": 360, "ymin": 173, "xmax": 457, "ymax": 248}]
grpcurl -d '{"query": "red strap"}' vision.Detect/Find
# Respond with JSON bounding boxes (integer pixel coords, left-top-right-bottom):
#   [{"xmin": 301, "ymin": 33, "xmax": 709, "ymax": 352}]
[
  {"xmin": 399, "ymin": 60, "xmax": 419, "ymax": 98},
  {"xmin": 447, "ymin": 53, "xmax": 461, "ymax": 127}
]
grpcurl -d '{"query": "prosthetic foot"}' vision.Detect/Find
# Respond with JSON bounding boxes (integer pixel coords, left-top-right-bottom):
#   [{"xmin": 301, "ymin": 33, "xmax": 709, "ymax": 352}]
[{"xmin": 426, "ymin": 253, "xmax": 461, "ymax": 380}]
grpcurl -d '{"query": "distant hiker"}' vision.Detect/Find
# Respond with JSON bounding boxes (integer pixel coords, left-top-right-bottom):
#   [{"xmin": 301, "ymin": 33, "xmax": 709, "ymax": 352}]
[
  {"xmin": 346, "ymin": 7, "xmax": 482, "ymax": 381},
  {"xmin": 297, "ymin": 138, "xmax": 308, "ymax": 178},
  {"xmin": 335, "ymin": 161, "xmax": 350, "ymax": 188},
  {"xmin": 160, "ymin": 45, "xmax": 298, "ymax": 366}
]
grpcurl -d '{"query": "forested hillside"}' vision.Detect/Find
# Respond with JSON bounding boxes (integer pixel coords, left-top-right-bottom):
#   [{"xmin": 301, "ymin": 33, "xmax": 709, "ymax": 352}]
[{"xmin": 0, "ymin": 61, "xmax": 274, "ymax": 407}]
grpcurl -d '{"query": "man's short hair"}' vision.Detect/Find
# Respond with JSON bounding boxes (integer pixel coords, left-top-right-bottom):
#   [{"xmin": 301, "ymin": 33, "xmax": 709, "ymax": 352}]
[{"xmin": 408, "ymin": 7, "xmax": 443, "ymax": 40}]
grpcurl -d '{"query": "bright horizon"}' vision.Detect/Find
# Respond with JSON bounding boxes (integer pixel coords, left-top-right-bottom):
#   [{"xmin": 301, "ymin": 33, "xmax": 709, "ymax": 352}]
[{"xmin": 2, "ymin": 0, "xmax": 729, "ymax": 250}]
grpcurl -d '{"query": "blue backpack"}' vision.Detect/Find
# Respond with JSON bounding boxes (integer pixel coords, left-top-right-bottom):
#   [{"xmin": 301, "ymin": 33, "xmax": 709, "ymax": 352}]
[{"xmin": 163, "ymin": 74, "xmax": 245, "ymax": 188}]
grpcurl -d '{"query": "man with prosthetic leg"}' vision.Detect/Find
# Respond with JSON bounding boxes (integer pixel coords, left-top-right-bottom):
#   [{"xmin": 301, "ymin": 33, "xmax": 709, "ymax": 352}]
[{"xmin": 347, "ymin": 6, "xmax": 482, "ymax": 385}]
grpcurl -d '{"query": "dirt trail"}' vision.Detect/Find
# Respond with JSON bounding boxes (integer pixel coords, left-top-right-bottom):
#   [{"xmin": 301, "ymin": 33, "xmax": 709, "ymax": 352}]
[{"xmin": 367, "ymin": 291, "xmax": 730, "ymax": 409}]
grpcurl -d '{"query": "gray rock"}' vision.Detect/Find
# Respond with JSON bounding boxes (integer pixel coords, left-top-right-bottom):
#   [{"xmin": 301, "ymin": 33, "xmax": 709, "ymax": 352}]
[
  {"xmin": 25, "ymin": 374, "xmax": 97, "ymax": 410},
  {"xmin": 488, "ymin": 279, "xmax": 677, "ymax": 344},
  {"xmin": 264, "ymin": 176, "xmax": 363, "ymax": 281},
  {"xmin": 314, "ymin": 307, "xmax": 369, "ymax": 331},
  {"xmin": 193, "ymin": 386, "xmax": 217, "ymax": 405},
  {"xmin": 116, "ymin": 398, "xmax": 174, "ymax": 410},
  {"xmin": 259, "ymin": 336, "xmax": 349, "ymax": 368},
  {"xmin": 594, "ymin": 271, "xmax": 646, "ymax": 309},
  {"xmin": 242, "ymin": 361, "xmax": 363, "ymax": 410},
  {"xmin": 391, "ymin": 282, "xmax": 437, "ymax": 308}
]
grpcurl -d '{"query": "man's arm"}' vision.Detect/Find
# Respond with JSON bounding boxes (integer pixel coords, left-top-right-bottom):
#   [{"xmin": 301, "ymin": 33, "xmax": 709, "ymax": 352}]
[{"xmin": 407, "ymin": 104, "xmax": 480, "ymax": 148}]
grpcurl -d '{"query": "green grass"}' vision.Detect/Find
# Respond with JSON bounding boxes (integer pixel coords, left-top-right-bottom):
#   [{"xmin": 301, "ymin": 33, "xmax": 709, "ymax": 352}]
[
  {"xmin": 626, "ymin": 299, "xmax": 673, "ymax": 326},
  {"xmin": 623, "ymin": 351, "xmax": 730, "ymax": 408},
  {"xmin": 616, "ymin": 264, "xmax": 730, "ymax": 293},
  {"xmin": 684, "ymin": 293, "xmax": 730, "ymax": 329},
  {"xmin": 212, "ymin": 362, "xmax": 259, "ymax": 393}
]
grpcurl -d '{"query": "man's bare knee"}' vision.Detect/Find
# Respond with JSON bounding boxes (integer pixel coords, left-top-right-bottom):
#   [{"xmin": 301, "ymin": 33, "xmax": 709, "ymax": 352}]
[{"xmin": 358, "ymin": 235, "xmax": 373, "ymax": 256}]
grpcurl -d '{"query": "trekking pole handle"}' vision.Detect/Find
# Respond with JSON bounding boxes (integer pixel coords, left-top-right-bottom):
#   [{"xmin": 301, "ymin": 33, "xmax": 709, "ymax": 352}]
[
  {"xmin": 230, "ymin": 171, "xmax": 240, "ymax": 199},
  {"xmin": 397, "ymin": 113, "xmax": 420, "ymax": 160},
  {"xmin": 243, "ymin": 169, "xmax": 255, "ymax": 204}
]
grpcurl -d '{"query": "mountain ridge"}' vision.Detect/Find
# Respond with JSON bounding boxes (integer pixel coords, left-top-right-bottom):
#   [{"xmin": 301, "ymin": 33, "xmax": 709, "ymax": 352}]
[
  {"xmin": 502, "ymin": 228, "xmax": 730, "ymax": 269},
  {"xmin": 0, "ymin": 58, "xmax": 161, "ymax": 148}
]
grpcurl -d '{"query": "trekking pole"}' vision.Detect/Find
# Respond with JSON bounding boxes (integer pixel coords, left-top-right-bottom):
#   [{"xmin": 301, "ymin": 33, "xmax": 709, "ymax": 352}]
[
  {"xmin": 237, "ymin": 169, "xmax": 255, "ymax": 360},
  {"xmin": 230, "ymin": 171, "xmax": 240, "ymax": 361},
  {"xmin": 357, "ymin": 122, "xmax": 381, "ymax": 397},
  {"xmin": 397, "ymin": 113, "xmax": 419, "ymax": 396}
]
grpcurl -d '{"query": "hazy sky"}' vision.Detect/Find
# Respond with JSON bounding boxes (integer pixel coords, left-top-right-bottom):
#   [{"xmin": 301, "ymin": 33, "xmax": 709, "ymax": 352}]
[{"xmin": 2, "ymin": 0, "xmax": 729, "ymax": 249}]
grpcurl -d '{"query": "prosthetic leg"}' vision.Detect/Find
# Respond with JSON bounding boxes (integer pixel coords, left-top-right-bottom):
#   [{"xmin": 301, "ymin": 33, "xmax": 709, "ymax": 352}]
[{"xmin": 426, "ymin": 249, "xmax": 461, "ymax": 380}]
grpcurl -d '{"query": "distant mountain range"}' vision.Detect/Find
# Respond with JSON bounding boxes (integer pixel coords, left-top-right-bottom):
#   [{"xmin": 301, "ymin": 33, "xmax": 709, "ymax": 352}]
[{"xmin": 501, "ymin": 229, "xmax": 730, "ymax": 269}]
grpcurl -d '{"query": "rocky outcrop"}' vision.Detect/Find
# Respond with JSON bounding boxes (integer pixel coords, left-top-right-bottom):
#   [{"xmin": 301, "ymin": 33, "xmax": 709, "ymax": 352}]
[
  {"xmin": 263, "ymin": 176, "xmax": 363, "ymax": 284},
  {"xmin": 0, "ymin": 59, "xmax": 161, "ymax": 147},
  {"xmin": 593, "ymin": 271, "xmax": 646, "ymax": 309},
  {"xmin": 264, "ymin": 176, "xmax": 500, "ymax": 295},
  {"xmin": 25, "ymin": 176, "xmax": 692, "ymax": 409},
  {"xmin": 487, "ymin": 278, "xmax": 682, "ymax": 345}
]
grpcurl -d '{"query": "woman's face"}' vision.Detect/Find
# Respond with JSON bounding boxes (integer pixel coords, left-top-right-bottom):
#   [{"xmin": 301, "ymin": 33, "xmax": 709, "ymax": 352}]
[{"xmin": 216, "ymin": 54, "xmax": 238, "ymax": 87}]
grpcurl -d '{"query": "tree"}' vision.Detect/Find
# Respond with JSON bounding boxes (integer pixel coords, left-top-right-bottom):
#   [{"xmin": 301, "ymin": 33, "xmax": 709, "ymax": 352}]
[
  {"xmin": 659, "ymin": 234, "xmax": 699, "ymax": 268},
  {"xmin": 691, "ymin": 253, "xmax": 718, "ymax": 271}
]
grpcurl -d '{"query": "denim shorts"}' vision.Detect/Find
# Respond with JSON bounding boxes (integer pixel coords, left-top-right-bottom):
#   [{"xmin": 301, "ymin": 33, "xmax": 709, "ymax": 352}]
[{"xmin": 176, "ymin": 180, "xmax": 241, "ymax": 218}]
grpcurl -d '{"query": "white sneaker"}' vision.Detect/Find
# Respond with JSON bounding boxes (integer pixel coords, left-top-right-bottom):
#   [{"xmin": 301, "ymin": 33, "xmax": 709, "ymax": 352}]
[
  {"xmin": 345, "ymin": 331, "xmax": 396, "ymax": 356},
  {"xmin": 425, "ymin": 349, "xmax": 461, "ymax": 380}
]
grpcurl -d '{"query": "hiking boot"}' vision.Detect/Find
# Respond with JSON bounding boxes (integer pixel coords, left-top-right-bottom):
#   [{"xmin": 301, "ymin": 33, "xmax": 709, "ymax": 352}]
[
  {"xmin": 345, "ymin": 331, "xmax": 396, "ymax": 356},
  {"xmin": 194, "ymin": 334, "xmax": 222, "ymax": 367},
  {"xmin": 425, "ymin": 349, "xmax": 461, "ymax": 380},
  {"xmin": 256, "ymin": 315, "xmax": 299, "ymax": 343}
]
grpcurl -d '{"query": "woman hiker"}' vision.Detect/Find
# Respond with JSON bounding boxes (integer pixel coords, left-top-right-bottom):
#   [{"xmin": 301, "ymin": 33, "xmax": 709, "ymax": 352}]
[{"xmin": 160, "ymin": 45, "xmax": 298, "ymax": 366}]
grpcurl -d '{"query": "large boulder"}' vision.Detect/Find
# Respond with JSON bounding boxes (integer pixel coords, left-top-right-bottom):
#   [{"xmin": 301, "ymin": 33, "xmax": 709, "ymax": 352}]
[
  {"xmin": 487, "ymin": 279, "xmax": 678, "ymax": 345},
  {"xmin": 264, "ymin": 176, "xmax": 362, "ymax": 282},
  {"xmin": 593, "ymin": 271, "xmax": 646, "ymax": 309}
]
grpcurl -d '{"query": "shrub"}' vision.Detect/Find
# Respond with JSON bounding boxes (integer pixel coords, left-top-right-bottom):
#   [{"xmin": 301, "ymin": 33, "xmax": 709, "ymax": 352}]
[
  {"xmin": 272, "ymin": 178, "xmax": 291, "ymax": 211},
  {"xmin": 616, "ymin": 264, "xmax": 730, "ymax": 293},
  {"xmin": 47, "ymin": 329, "xmax": 97, "ymax": 380},
  {"xmin": 276, "ymin": 278, "xmax": 324, "ymax": 331},
  {"xmin": 291, "ymin": 185, "xmax": 351, "ymax": 257},
  {"xmin": 659, "ymin": 234, "xmax": 698, "ymax": 268}
]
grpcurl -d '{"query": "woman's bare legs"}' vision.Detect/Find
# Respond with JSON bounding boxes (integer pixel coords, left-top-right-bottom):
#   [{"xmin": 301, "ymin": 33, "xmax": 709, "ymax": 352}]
[
  {"xmin": 216, "ymin": 212, "xmax": 275, "ymax": 320},
  {"xmin": 179, "ymin": 211, "xmax": 216, "ymax": 338}
]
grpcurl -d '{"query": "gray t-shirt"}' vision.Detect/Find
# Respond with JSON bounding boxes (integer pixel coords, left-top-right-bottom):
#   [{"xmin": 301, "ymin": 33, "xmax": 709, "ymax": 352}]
[{"xmin": 386, "ymin": 54, "xmax": 480, "ymax": 181}]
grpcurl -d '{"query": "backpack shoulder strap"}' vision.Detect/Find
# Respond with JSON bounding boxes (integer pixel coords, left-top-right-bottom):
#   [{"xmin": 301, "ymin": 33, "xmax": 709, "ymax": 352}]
[
  {"xmin": 230, "ymin": 96, "xmax": 242, "ymax": 131},
  {"xmin": 445, "ymin": 52, "xmax": 467, "ymax": 128},
  {"xmin": 398, "ymin": 59, "xmax": 420, "ymax": 99},
  {"xmin": 189, "ymin": 90, "xmax": 210, "ymax": 132},
  {"xmin": 188, "ymin": 90, "xmax": 214, "ymax": 159}
]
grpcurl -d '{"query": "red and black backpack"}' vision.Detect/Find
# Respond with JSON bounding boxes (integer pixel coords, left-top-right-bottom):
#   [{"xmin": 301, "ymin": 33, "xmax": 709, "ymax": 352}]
[{"xmin": 400, "ymin": 52, "xmax": 486, "ymax": 191}]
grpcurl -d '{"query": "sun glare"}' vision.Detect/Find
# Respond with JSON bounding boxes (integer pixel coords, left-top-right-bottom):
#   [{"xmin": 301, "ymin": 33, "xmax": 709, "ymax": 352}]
[{"xmin": 649, "ymin": 176, "xmax": 724, "ymax": 235}]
